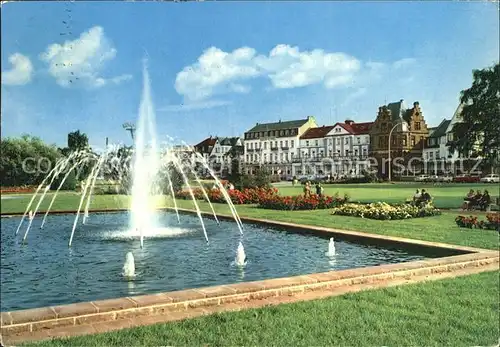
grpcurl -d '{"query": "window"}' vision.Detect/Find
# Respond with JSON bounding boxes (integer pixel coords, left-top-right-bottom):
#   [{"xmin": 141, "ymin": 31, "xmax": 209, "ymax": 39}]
[
  {"xmin": 315, "ymin": 140, "xmax": 319, "ymax": 146},
  {"xmin": 345, "ymin": 138, "xmax": 349, "ymax": 144},
  {"xmin": 285, "ymin": 153, "xmax": 288, "ymax": 161},
  {"xmin": 430, "ymin": 152, "xmax": 434, "ymax": 159},
  {"xmin": 280, "ymin": 153, "xmax": 283, "ymax": 161},
  {"xmin": 337, "ymin": 138, "xmax": 341, "ymax": 145},
  {"xmin": 435, "ymin": 151, "xmax": 440, "ymax": 159},
  {"xmin": 280, "ymin": 130, "xmax": 284, "ymax": 136},
  {"xmin": 415, "ymin": 122, "xmax": 421, "ymax": 130},
  {"xmin": 246, "ymin": 155, "xmax": 249, "ymax": 161},
  {"xmin": 345, "ymin": 149, "xmax": 349, "ymax": 157},
  {"xmin": 264, "ymin": 142, "xmax": 267, "ymax": 149},
  {"xmin": 280, "ymin": 141, "xmax": 283, "ymax": 147},
  {"xmin": 402, "ymin": 138, "xmax": 407, "ymax": 146},
  {"xmin": 285, "ymin": 140, "xmax": 288, "ymax": 147},
  {"xmin": 306, "ymin": 140, "xmax": 310, "ymax": 147},
  {"xmin": 411, "ymin": 136, "xmax": 416, "ymax": 146},
  {"xmin": 291, "ymin": 140, "xmax": 294, "ymax": 148},
  {"xmin": 285, "ymin": 130, "xmax": 289, "ymax": 136},
  {"xmin": 357, "ymin": 137, "xmax": 361, "ymax": 144},
  {"xmin": 379, "ymin": 137, "xmax": 383, "ymax": 147},
  {"xmin": 354, "ymin": 149, "xmax": 358, "ymax": 156},
  {"xmin": 264, "ymin": 154, "xmax": 267, "ymax": 162}
]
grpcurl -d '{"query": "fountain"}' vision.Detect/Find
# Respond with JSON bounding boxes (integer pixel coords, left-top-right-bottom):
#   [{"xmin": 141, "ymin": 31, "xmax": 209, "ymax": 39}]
[
  {"xmin": 235, "ymin": 241, "xmax": 247, "ymax": 266},
  {"xmin": 122, "ymin": 252, "xmax": 136, "ymax": 278},
  {"xmin": 326, "ymin": 237, "xmax": 336, "ymax": 257},
  {"xmin": 14, "ymin": 61, "xmax": 244, "ymax": 248}
]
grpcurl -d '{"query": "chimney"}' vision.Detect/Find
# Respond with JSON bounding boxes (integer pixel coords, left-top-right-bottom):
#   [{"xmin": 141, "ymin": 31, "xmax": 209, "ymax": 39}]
[{"xmin": 345, "ymin": 119, "xmax": 354, "ymax": 125}]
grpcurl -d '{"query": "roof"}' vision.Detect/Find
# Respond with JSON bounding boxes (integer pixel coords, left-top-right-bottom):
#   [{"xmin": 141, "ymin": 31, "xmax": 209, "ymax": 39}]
[
  {"xmin": 300, "ymin": 126, "xmax": 335, "ymax": 139},
  {"xmin": 218, "ymin": 137, "xmax": 241, "ymax": 146},
  {"xmin": 336, "ymin": 121, "xmax": 374, "ymax": 135},
  {"xmin": 429, "ymin": 119, "xmax": 451, "ymax": 138},
  {"xmin": 428, "ymin": 127, "xmax": 438, "ymax": 136},
  {"xmin": 247, "ymin": 117, "xmax": 312, "ymax": 133},
  {"xmin": 386, "ymin": 100, "xmax": 407, "ymax": 122},
  {"xmin": 194, "ymin": 137, "xmax": 216, "ymax": 150}
]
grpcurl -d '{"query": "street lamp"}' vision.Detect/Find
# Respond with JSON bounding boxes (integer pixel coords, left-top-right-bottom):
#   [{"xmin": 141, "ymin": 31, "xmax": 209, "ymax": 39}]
[
  {"xmin": 388, "ymin": 120, "xmax": 408, "ymax": 182},
  {"xmin": 122, "ymin": 122, "xmax": 136, "ymax": 141}
]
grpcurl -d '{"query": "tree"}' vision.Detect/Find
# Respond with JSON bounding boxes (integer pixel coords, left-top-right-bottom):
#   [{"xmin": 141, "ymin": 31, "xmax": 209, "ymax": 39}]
[
  {"xmin": 67, "ymin": 130, "xmax": 89, "ymax": 152},
  {"xmin": 451, "ymin": 63, "xmax": 500, "ymax": 170},
  {"xmin": 0, "ymin": 135, "xmax": 61, "ymax": 187}
]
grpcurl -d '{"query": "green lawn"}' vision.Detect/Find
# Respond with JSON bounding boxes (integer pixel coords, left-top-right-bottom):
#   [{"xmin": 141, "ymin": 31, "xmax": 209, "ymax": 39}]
[
  {"xmin": 2, "ymin": 184, "xmax": 499, "ymax": 346},
  {"xmin": 278, "ymin": 182, "xmax": 500, "ymax": 209},
  {"xmin": 27, "ymin": 270, "xmax": 499, "ymax": 347}
]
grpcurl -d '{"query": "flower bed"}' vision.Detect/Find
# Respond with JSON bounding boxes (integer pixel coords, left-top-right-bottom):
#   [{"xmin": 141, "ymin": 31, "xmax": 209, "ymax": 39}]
[
  {"xmin": 1, "ymin": 186, "xmax": 36, "ymax": 194},
  {"xmin": 175, "ymin": 187, "xmax": 279, "ymax": 205},
  {"xmin": 455, "ymin": 213, "xmax": 499, "ymax": 231},
  {"xmin": 258, "ymin": 193, "xmax": 348, "ymax": 211},
  {"xmin": 331, "ymin": 202, "xmax": 441, "ymax": 220}
]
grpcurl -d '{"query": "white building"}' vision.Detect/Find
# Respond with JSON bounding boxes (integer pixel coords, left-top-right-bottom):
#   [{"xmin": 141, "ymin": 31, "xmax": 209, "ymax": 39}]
[
  {"xmin": 243, "ymin": 116, "xmax": 317, "ymax": 177},
  {"xmin": 293, "ymin": 120, "xmax": 372, "ymax": 177}
]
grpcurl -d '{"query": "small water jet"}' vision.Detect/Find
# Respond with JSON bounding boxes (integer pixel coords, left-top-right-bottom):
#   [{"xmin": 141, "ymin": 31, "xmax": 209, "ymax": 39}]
[
  {"xmin": 122, "ymin": 252, "xmax": 136, "ymax": 278},
  {"xmin": 326, "ymin": 237, "xmax": 336, "ymax": 257},
  {"xmin": 235, "ymin": 241, "xmax": 247, "ymax": 266}
]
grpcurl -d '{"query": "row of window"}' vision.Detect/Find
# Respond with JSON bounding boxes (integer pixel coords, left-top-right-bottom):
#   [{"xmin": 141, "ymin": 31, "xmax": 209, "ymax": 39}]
[
  {"xmin": 428, "ymin": 133, "xmax": 454, "ymax": 146},
  {"xmin": 377, "ymin": 135, "xmax": 418, "ymax": 148},
  {"xmin": 425, "ymin": 149, "xmax": 453, "ymax": 160},
  {"xmin": 246, "ymin": 140, "xmax": 295, "ymax": 150},
  {"xmin": 245, "ymin": 128, "xmax": 299, "ymax": 139},
  {"xmin": 245, "ymin": 149, "xmax": 369, "ymax": 163},
  {"xmin": 303, "ymin": 136, "xmax": 368, "ymax": 147}
]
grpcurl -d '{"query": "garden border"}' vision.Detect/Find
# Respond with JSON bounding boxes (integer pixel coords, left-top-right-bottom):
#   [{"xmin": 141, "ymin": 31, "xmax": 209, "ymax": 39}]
[{"xmin": 1, "ymin": 209, "xmax": 498, "ymax": 345}]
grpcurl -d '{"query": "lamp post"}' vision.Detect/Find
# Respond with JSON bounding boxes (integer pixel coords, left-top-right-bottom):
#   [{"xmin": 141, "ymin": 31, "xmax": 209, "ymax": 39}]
[
  {"xmin": 388, "ymin": 121, "xmax": 408, "ymax": 182},
  {"xmin": 122, "ymin": 122, "xmax": 136, "ymax": 141}
]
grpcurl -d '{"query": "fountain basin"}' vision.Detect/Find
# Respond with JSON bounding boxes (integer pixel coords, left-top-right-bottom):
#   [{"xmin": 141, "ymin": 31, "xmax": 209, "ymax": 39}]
[{"xmin": 0, "ymin": 210, "xmax": 469, "ymax": 312}]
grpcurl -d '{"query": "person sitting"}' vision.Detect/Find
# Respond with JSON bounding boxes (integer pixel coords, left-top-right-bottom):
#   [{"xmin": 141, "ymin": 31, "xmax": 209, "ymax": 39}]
[
  {"xmin": 479, "ymin": 190, "xmax": 491, "ymax": 211},
  {"xmin": 462, "ymin": 189, "xmax": 475, "ymax": 210},
  {"xmin": 471, "ymin": 190, "xmax": 483, "ymax": 209},
  {"xmin": 417, "ymin": 189, "xmax": 432, "ymax": 206},
  {"xmin": 413, "ymin": 189, "xmax": 421, "ymax": 203}
]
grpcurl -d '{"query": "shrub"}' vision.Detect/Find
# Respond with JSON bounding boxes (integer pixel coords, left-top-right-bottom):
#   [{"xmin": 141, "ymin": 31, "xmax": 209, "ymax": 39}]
[
  {"xmin": 258, "ymin": 193, "xmax": 348, "ymax": 211},
  {"xmin": 331, "ymin": 202, "xmax": 441, "ymax": 220},
  {"xmin": 455, "ymin": 214, "xmax": 499, "ymax": 231},
  {"xmin": 175, "ymin": 187, "xmax": 278, "ymax": 205}
]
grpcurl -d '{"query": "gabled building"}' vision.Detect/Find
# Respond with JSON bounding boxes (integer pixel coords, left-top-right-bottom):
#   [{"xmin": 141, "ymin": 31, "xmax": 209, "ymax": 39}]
[
  {"xmin": 294, "ymin": 120, "xmax": 373, "ymax": 177},
  {"xmin": 369, "ymin": 100, "xmax": 430, "ymax": 177},
  {"xmin": 243, "ymin": 116, "xmax": 317, "ymax": 177},
  {"xmin": 194, "ymin": 136, "xmax": 217, "ymax": 161}
]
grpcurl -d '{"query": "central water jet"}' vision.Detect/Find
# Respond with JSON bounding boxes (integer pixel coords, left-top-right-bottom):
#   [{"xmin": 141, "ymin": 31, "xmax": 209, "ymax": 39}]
[{"xmin": 129, "ymin": 61, "xmax": 161, "ymax": 247}]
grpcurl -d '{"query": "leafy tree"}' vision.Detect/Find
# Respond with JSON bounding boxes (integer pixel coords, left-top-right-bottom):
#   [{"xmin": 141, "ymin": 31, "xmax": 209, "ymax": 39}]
[
  {"xmin": 451, "ymin": 62, "xmax": 500, "ymax": 170},
  {"xmin": 67, "ymin": 130, "xmax": 89, "ymax": 152},
  {"xmin": 0, "ymin": 135, "xmax": 61, "ymax": 187}
]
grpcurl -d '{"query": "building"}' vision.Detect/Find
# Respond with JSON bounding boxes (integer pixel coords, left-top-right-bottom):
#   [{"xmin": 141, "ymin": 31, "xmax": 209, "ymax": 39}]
[
  {"xmin": 243, "ymin": 116, "xmax": 317, "ymax": 177},
  {"xmin": 423, "ymin": 119, "xmax": 452, "ymax": 174},
  {"xmin": 194, "ymin": 136, "xmax": 243, "ymax": 176},
  {"xmin": 369, "ymin": 100, "xmax": 430, "ymax": 177},
  {"xmin": 294, "ymin": 120, "xmax": 373, "ymax": 177}
]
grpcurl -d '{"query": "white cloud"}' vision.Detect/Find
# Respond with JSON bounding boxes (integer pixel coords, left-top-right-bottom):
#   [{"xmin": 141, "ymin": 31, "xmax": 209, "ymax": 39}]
[
  {"xmin": 175, "ymin": 44, "xmax": 361, "ymax": 101},
  {"xmin": 39, "ymin": 26, "xmax": 131, "ymax": 88},
  {"xmin": 1, "ymin": 53, "xmax": 33, "ymax": 86},
  {"xmin": 158, "ymin": 99, "xmax": 232, "ymax": 112}
]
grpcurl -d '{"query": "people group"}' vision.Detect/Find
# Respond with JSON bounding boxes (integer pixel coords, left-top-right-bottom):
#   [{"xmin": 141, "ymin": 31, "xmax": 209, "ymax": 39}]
[
  {"xmin": 462, "ymin": 189, "xmax": 491, "ymax": 211},
  {"xmin": 412, "ymin": 189, "xmax": 432, "ymax": 207},
  {"xmin": 303, "ymin": 181, "xmax": 324, "ymax": 198}
]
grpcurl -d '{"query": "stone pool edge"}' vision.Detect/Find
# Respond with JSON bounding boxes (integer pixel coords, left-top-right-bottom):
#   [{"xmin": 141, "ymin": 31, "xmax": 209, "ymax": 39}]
[{"xmin": 1, "ymin": 250, "xmax": 498, "ymax": 344}]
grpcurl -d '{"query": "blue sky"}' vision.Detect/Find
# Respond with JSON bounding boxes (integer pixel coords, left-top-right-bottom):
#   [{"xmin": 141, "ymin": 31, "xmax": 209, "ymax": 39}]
[{"xmin": 1, "ymin": 1, "xmax": 498, "ymax": 149}]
